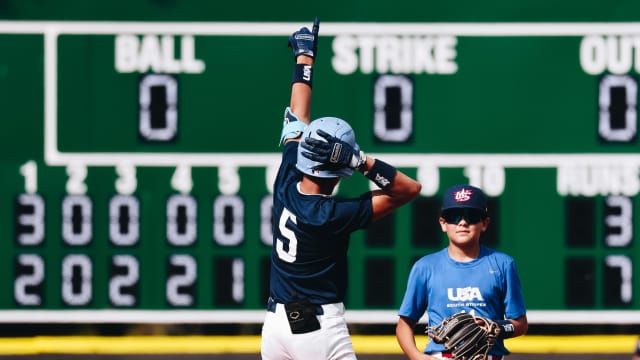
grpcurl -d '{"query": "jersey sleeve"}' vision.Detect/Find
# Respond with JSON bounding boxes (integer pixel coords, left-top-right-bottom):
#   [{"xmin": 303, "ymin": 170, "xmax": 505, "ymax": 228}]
[
  {"xmin": 274, "ymin": 142, "xmax": 301, "ymax": 192},
  {"xmin": 503, "ymin": 258, "xmax": 527, "ymax": 320},
  {"xmin": 398, "ymin": 259, "xmax": 429, "ymax": 321},
  {"xmin": 327, "ymin": 194, "xmax": 373, "ymax": 232}
]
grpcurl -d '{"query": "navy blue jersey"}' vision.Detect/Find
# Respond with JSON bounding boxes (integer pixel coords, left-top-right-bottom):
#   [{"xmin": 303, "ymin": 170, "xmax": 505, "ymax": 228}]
[
  {"xmin": 398, "ymin": 246, "xmax": 527, "ymax": 356},
  {"xmin": 269, "ymin": 142, "xmax": 373, "ymax": 305}
]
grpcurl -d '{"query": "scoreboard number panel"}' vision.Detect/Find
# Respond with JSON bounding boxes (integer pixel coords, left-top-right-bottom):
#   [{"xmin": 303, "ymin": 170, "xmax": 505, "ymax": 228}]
[{"xmin": 3, "ymin": 21, "xmax": 640, "ymax": 324}]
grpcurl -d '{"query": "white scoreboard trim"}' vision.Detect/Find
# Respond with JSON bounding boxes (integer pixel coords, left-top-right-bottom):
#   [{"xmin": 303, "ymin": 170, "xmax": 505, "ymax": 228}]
[{"xmin": 0, "ymin": 310, "xmax": 637, "ymax": 324}]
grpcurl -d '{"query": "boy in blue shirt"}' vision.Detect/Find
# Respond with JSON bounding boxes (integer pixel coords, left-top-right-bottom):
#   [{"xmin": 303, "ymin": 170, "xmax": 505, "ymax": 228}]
[{"xmin": 396, "ymin": 184, "xmax": 528, "ymax": 360}]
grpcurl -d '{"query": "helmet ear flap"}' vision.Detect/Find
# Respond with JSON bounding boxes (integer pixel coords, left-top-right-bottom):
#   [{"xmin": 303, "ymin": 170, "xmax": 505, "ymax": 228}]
[{"xmin": 296, "ymin": 117, "xmax": 358, "ymax": 179}]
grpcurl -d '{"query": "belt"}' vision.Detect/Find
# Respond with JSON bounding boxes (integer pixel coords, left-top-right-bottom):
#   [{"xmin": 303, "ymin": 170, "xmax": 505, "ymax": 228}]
[
  {"xmin": 266, "ymin": 297, "xmax": 325, "ymax": 315},
  {"xmin": 441, "ymin": 353, "xmax": 502, "ymax": 360}
]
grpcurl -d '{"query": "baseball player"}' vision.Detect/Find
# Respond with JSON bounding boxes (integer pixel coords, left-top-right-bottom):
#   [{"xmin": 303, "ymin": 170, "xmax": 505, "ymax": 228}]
[
  {"xmin": 260, "ymin": 18, "xmax": 422, "ymax": 360},
  {"xmin": 396, "ymin": 184, "xmax": 528, "ymax": 360}
]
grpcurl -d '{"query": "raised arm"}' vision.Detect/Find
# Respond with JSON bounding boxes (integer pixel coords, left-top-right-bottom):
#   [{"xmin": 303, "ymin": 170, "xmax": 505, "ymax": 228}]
[
  {"xmin": 291, "ymin": 17, "xmax": 421, "ymax": 211},
  {"xmin": 289, "ymin": 56, "xmax": 313, "ymax": 125},
  {"xmin": 280, "ymin": 17, "xmax": 319, "ymax": 144}
]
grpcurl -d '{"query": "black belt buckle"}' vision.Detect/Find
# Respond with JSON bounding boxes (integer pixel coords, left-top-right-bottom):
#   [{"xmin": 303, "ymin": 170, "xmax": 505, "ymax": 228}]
[{"xmin": 284, "ymin": 297, "xmax": 321, "ymax": 334}]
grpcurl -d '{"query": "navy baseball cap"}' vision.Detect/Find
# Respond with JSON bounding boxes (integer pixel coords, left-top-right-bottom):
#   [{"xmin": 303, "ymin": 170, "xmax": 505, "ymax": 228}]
[{"xmin": 441, "ymin": 184, "xmax": 488, "ymax": 212}]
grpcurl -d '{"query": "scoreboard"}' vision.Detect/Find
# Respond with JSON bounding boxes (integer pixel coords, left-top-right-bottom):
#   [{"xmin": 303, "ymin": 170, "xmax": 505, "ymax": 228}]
[{"xmin": 2, "ymin": 21, "xmax": 640, "ymax": 323}]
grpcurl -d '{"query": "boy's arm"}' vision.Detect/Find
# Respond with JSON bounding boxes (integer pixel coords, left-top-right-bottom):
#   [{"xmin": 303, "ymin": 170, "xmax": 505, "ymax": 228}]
[
  {"xmin": 281, "ymin": 17, "xmax": 319, "ymax": 144},
  {"xmin": 396, "ymin": 316, "xmax": 434, "ymax": 360},
  {"xmin": 500, "ymin": 314, "xmax": 528, "ymax": 338}
]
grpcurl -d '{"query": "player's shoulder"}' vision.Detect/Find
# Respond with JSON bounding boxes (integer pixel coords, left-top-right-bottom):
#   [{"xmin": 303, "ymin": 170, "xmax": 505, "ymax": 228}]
[
  {"xmin": 295, "ymin": 197, "xmax": 332, "ymax": 223},
  {"xmin": 289, "ymin": 187, "xmax": 371, "ymax": 224},
  {"xmin": 481, "ymin": 246, "xmax": 516, "ymax": 264},
  {"xmin": 284, "ymin": 191, "xmax": 340, "ymax": 226},
  {"xmin": 413, "ymin": 247, "xmax": 449, "ymax": 267}
]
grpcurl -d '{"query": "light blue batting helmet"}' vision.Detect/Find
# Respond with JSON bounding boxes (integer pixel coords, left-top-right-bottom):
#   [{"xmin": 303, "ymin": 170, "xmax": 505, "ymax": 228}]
[{"xmin": 296, "ymin": 117, "xmax": 360, "ymax": 178}]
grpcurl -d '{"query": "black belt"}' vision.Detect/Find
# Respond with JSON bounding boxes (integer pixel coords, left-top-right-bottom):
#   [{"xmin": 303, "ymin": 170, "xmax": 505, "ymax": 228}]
[{"xmin": 267, "ymin": 297, "xmax": 324, "ymax": 315}]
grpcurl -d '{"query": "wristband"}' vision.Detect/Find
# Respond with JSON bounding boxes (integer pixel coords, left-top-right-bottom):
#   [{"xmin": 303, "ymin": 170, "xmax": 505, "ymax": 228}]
[
  {"xmin": 364, "ymin": 159, "xmax": 397, "ymax": 189},
  {"xmin": 496, "ymin": 319, "xmax": 515, "ymax": 339},
  {"xmin": 292, "ymin": 64, "xmax": 313, "ymax": 87}
]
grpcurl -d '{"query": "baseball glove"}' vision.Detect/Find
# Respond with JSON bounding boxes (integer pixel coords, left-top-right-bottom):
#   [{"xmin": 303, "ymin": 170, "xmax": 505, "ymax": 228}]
[{"xmin": 427, "ymin": 312, "xmax": 500, "ymax": 360}]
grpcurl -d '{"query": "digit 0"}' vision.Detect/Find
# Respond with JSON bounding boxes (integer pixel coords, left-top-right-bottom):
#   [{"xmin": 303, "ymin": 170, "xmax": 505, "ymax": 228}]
[
  {"xmin": 61, "ymin": 254, "xmax": 93, "ymax": 306},
  {"xmin": 166, "ymin": 194, "xmax": 197, "ymax": 246},
  {"xmin": 109, "ymin": 195, "xmax": 140, "ymax": 246},
  {"xmin": 139, "ymin": 73, "xmax": 178, "ymax": 141},
  {"xmin": 213, "ymin": 195, "xmax": 244, "ymax": 246},
  {"xmin": 62, "ymin": 195, "xmax": 93, "ymax": 246},
  {"xmin": 373, "ymin": 74, "xmax": 413, "ymax": 142},
  {"xmin": 598, "ymin": 74, "xmax": 637, "ymax": 142}
]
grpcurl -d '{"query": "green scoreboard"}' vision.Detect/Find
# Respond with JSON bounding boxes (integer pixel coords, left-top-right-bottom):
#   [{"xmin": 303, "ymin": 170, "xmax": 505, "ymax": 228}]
[{"xmin": 2, "ymin": 20, "xmax": 640, "ymax": 323}]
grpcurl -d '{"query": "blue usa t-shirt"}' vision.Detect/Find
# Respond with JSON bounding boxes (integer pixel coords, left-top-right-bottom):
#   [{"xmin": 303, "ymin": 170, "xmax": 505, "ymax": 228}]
[
  {"xmin": 398, "ymin": 246, "xmax": 527, "ymax": 356},
  {"xmin": 269, "ymin": 142, "xmax": 373, "ymax": 306}
]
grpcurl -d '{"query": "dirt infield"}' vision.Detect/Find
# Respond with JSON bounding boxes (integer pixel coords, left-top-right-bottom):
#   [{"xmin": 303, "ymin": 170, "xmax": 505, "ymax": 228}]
[{"xmin": 0, "ymin": 354, "xmax": 630, "ymax": 360}]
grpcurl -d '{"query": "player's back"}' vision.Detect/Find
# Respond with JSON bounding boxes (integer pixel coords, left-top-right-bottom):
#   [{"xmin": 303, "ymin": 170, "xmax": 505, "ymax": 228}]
[{"xmin": 269, "ymin": 143, "xmax": 372, "ymax": 304}]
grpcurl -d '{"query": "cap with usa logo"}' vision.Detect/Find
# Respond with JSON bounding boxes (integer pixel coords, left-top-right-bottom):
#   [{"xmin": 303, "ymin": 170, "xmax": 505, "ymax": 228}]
[{"xmin": 441, "ymin": 184, "xmax": 488, "ymax": 212}]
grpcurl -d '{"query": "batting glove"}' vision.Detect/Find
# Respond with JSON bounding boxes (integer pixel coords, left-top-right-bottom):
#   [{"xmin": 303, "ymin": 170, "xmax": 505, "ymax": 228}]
[
  {"xmin": 288, "ymin": 17, "xmax": 320, "ymax": 59},
  {"xmin": 300, "ymin": 129, "xmax": 366, "ymax": 171}
]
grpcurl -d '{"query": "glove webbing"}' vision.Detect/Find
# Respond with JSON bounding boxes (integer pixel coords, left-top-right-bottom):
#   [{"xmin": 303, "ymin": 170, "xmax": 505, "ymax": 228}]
[
  {"xmin": 429, "ymin": 312, "xmax": 476, "ymax": 343},
  {"xmin": 447, "ymin": 322, "xmax": 491, "ymax": 359},
  {"xmin": 428, "ymin": 313, "xmax": 500, "ymax": 360}
]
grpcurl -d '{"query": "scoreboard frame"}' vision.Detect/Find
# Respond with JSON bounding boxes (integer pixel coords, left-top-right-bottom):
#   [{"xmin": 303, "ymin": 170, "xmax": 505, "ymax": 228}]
[{"xmin": 4, "ymin": 20, "xmax": 640, "ymax": 324}]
